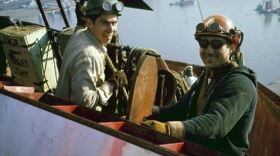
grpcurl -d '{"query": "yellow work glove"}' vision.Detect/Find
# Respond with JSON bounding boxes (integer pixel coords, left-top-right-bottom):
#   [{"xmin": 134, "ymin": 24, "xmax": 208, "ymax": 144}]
[{"xmin": 141, "ymin": 120, "xmax": 170, "ymax": 135}]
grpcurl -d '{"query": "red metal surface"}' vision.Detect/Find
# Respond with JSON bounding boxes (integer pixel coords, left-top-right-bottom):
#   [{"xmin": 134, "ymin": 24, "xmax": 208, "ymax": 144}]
[
  {"xmin": 18, "ymin": 92, "xmax": 44, "ymax": 101},
  {"xmin": 99, "ymin": 121, "xmax": 125, "ymax": 130},
  {"xmin": 53, "ymin": 105, "xmax": 79, "ymax": 113},
  {"xmin": 160, "ymin": 142, "xmax": 185, "ymax": 152},
  {"xmin": 0, "ymin": 81, "xmax": 11, "ymax": 88},
  {"xmin": 3, "ymin": 85, "xmax": 35, "ymax": 93}
]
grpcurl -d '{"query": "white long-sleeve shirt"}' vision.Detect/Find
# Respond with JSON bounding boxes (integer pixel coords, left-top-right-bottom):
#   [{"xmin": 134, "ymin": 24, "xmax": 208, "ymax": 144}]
[{"xmin": 55, "ymin": 28, "xmax": 114, "ymax": 109}]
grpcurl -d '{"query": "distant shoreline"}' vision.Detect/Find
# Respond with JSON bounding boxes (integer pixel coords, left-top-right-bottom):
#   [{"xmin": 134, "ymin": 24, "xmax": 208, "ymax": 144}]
[{"xmin": 0, "ymin": 6, "xmax": 75, "ymax": 20}]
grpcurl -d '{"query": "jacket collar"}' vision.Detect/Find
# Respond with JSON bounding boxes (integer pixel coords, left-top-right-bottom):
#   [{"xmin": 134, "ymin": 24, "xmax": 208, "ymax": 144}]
[
  {"xmin": 209, "ymin": 62, "xmax": 237, "ymax": 79},
  {"xmin": 85, "ymin": 29, "xmax": 107, "ymax": 53}
]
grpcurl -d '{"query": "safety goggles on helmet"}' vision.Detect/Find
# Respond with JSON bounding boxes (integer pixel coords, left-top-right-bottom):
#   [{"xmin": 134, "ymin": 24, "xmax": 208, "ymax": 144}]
[
  {"xmin": 86, "ymin": 1, "xmax": 124, "ymax": 16},
  {"xmin": 197, "ymin": 39, "xmax": 228, "ymax": 49},
  {"xmin": 196, "ymin": 22, "xmax": 234, "ymax": 35},
  {"xmin": 102, "ymin": 1, "xmax": 124, "ymax": 12}
]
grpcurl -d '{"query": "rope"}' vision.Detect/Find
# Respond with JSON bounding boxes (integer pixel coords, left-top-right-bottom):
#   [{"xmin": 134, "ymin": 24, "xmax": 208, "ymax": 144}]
[{"xmin": 105, "ymin": 54, "xmax": 129, "ymax": 102}]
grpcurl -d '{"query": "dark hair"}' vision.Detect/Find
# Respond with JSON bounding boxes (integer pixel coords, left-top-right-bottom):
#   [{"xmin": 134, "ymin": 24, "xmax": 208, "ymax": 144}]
[{"xmin": 85, "ymin": 14, "xmax": 101, "ymax": 23}]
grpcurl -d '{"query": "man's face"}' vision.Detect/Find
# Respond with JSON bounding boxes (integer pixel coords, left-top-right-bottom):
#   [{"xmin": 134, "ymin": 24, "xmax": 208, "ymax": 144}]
[
  {"xmin": 86, "ymin": 14, "xmax": 118, "ymax": 46},
  {"xmin": 198, "ymin": 36, "xmax": 232, "ymax": 69}
]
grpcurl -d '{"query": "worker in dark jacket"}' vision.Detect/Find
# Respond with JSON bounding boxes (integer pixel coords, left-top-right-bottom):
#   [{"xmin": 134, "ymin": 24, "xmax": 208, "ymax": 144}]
[{"xmin": 142, "ymin": 15, "xmax": 258, "ymax": 156}]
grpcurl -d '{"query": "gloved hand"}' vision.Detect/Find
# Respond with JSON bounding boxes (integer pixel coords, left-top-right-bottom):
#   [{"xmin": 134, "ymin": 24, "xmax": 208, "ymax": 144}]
[
  {"xmin": 108, "ymin": 70, "xmax": 128, "ymax": 88},
  {"xmin": 141, "ymin": 120, "xmax": 170, "ymax": 134},
  {"xmin": 143, "ymin": 106, "xmax": 160, "ymax": 120}
]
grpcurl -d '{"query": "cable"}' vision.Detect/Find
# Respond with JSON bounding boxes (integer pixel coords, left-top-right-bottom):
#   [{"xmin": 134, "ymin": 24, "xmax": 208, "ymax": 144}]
[{"xmin": 196, "ymin": 0, "xmax": 204, "ymax": 21}]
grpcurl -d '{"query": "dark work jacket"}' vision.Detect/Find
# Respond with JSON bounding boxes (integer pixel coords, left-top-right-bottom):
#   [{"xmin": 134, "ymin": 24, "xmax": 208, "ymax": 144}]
[{"xmin": 155, "ymin": 65, "xmax": 258, "ymax": 156}]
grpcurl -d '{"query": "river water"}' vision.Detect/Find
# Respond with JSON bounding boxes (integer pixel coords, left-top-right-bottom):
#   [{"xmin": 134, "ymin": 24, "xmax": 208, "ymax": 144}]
[{"xmin": 2, "ymin": 0, "xmax": 280, "ymax": 86}]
